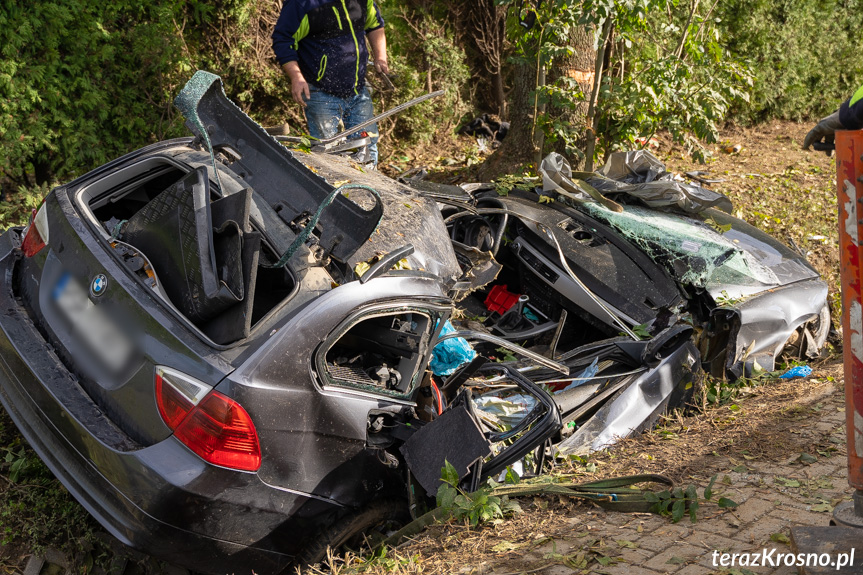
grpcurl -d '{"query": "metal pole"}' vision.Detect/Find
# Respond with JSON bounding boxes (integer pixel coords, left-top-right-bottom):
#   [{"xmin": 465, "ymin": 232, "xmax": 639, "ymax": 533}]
[{"xmin": 833, "ymin": 129, "xmax": 863, "ymax": 527}]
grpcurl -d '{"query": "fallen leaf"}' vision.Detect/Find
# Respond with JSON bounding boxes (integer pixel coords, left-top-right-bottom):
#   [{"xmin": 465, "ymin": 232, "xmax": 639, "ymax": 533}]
[
  {"xmin": 770, "ymin": 532, "xmax": 791, "ymax": 544},
  {"xmin": 774, "ymin": 477, "xmax": 801, "ymax": 488},
  {"xmin": 354, "ymin": 261, "xmax": 370, "ymax": 277},
  {"xmin": 491, "ymin": 540, "xmax": 520, "ymax": 553},
  {"xmin": 797, "ymin": 453, "xmax": 817, "ymax": 464}
]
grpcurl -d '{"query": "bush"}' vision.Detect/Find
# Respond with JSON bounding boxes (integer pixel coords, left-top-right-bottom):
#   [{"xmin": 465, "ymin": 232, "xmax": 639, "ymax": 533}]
[
  {"xmin": 0, "ymin": 1, "xmax": 195, "ymax": 186},
  {"xmin": 598, "ymin": 0, "xmax": 754, "ymax": 159},
  {"xmin": 716, "ymin": 0, "xmax": 863, "ymax": 120},
  {"xmin": 379, "ymin": 9, "xmax": 472, "ymax": 151}
]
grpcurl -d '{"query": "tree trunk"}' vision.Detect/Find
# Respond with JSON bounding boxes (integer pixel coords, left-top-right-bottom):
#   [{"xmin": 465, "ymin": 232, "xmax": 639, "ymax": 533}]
[
  {"xmin": 476, "ymin": 59, "xmax": 536, "ymax": 180},
  {"xmin": 548, "ymin": 25, "xmax": 596, "ymax": 170},
  {"xmin": 479, "ymin": 23, "xmax": 597, "ymax": 179},
  {"xmin": 463, "ymin": 0, "xmax": 508, "ymax": 118},
  {"xmin": 492, "ymin": 61, "xmax": 506, "ymax": 118}
]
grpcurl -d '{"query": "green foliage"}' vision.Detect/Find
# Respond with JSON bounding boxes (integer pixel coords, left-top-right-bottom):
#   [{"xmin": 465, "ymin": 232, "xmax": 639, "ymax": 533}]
[
  {"xmin": 493, "ymin": 346, "xmax": 518, "ymax": 362},
  {"xmin": 382, "ymin": 12, "xmax": 472, "ymax": 148},
  {"xmin": 0, "ymin": 0, "xmax": 298, "ymax": 189},
  {"xmin": 186, "ymin": 0, "xmax": 296, "ymax": 126},
  {"xmin": 2, "ymin": 446, "xmax": 29, "ymax": 483},
  {"xmin": 492, "ymin": 173, "xmax": 538, "ymax": 196},
  {"xmin": 645, "ymin": 474, "xmax": 738, "ymax": 523},
  {"xmin": 0, "ymin": 412, "xmax": 102, "ymax": 558},
  {"xmin": 0, "ymin": 1, "xmax": 196, "ymax": 186},
  {"xmin": 498, "ymin": 0, "xmax": 753, "ymax": 164},
  {"xmin": 716, "ymin": 0, "xmax": 863, "ymax": 120},
  {"xmin": 703, "ymin": 368, "xmax": 776, "ymax": 406},
  {"xmin": 0, "ymin": 183, "xmax": 48, "ymax": 230},
  {"xmin": 436, "ymin": 461, "xmax": 522, "ymax": 527},
  {"xmin": 597, "ymin": 1, "xmax": 753, "ymax": 160},
  {"xmin": 504, "ymin": 465, "xmax": 521, "ymax": 485}
]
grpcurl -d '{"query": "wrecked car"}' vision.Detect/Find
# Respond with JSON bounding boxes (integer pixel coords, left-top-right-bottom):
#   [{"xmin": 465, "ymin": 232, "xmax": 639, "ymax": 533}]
[
  {"xmin": 0, "ymin": 72, "xmax": 581, "ymax": 572},
  {"xmin": 402, "ymin": 148, "xmax": 829, "ymax": 451},
  {"xmin": 0, "ymin": 69, "xmax": 827, "ymax": 573}
]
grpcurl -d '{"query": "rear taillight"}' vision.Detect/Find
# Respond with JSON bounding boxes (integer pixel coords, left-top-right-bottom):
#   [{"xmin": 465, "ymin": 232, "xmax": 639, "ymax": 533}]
[
  {"xmin": 155, "ymin": 367, "xmax": 261, "ymax": 472},
  {"xmin": 21, "ymin": 204, "xmax": 48, "ymax": 257}
]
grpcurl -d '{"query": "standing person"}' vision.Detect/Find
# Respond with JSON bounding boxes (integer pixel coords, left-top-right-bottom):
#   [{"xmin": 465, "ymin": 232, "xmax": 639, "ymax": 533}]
[
  {"xmin": 803, "ymin": 84, "xmax": 863, "ymax": 153},
  {"xmin": 272, "ymin": 0, "xmax": 388, "ymax": 167}
]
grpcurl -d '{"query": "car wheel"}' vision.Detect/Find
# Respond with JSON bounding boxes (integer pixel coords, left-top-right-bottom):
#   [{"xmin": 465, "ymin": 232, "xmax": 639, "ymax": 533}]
[
  {"xmin": 295, "ymin": 499, "xmax": 409, "ymax": 568},
  {"xmin": 809, "ymin": 303, "xmax": 832, "ymax": 354},
  {"xmin": 783, "ymin": 303, "xmax": 831, "ymax": 359}
]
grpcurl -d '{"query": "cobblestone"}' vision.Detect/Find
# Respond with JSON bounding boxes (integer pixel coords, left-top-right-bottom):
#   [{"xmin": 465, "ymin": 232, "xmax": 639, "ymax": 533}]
[{"xmin": 504, "ymin": 375, "xmax": 856, "ymax": 575}]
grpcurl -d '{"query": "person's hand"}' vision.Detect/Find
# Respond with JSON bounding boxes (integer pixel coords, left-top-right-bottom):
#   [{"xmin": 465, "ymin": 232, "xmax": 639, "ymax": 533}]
[
  {"xmin": 290, "ymin": 74, "xmax": 310, "ymax": 107},
  {"xmin": 373, "ymin": 57, "xmax": 389, "ymax": 75},
  {"xmin": 282, "ymin": 62, "xmax": 310, "ymax": 107},
  {"xmin": 803, "ymin": 111, "xmax": 843, "ymax": 155}
]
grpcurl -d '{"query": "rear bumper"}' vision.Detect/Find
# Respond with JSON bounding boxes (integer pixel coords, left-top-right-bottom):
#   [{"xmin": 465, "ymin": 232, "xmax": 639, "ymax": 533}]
[{"xmin": 0, "ymin": 229, "xmax": 340, "ymax": 574}]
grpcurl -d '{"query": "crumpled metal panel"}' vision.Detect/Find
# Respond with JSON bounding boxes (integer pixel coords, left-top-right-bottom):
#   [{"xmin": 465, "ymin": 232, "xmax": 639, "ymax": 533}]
[
  {"xmin": 558, "ymin": 341, "xmax": 699, "ymax": 455},
  {"xmin": 725, "ymin": 279, "xmax": 829, "ymax": 378},
  {"xmin": 541, "ymin": 151, "xmax": 732, "ymax": 213},
  {"xmin": 175, "ymin": 71, "xmax": 383, "ymax": 267}
]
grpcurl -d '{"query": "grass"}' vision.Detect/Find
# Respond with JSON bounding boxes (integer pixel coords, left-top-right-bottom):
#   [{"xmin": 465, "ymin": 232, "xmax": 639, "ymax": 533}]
[{"xmin": 0, "ymin": 411, "xmax": 107, "ymax": 567}]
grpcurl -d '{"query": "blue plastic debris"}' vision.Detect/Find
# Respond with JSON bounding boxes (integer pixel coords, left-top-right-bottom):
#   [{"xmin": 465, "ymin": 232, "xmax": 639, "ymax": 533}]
[
  {"xmin": 779, "ymin": 365, "xmax": 812, "ymax": 379},
  {"xmin": 430, "ymin": 320, "xmax": 477, "ymax": 376},
  {"xmin": 559, "ymin": 357, "xmax": 600, "ymax": 392}
]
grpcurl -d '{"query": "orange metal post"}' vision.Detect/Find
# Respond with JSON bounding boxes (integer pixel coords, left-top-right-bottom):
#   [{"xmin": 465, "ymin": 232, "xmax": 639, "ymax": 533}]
[{"xmin": 836, "ymin": 129, "xmax": 863, "ymax": 526}]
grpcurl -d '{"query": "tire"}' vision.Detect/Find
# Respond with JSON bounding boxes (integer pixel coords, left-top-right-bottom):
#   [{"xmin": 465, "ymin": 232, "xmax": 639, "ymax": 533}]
[
  {"xmin": 783, "ymin": 303, "xmax": 831, "ymax": 359},
  {"xmin": 295, "ymin": 499, "xmax": 409, "ymax": 568}
]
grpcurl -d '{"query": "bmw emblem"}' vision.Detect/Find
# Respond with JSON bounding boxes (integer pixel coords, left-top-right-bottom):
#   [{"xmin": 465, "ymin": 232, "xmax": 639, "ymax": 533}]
[{"xmin": 90, "ymin": 274, "xmax": 108, "ymax": 297}]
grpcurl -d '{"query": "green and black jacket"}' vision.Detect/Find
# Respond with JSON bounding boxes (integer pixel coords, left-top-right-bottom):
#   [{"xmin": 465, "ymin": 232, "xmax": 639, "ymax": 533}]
[
  {"xmin": 272, "ymin": 0, "xmax": 384, "ymax": 98},
  {"xmin": 840, "ymin": 84, "xmax": 863, "ymax": 130}
]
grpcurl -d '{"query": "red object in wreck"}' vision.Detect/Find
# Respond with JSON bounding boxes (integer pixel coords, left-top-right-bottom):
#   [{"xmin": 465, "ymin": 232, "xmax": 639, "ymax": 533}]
[
  {"xmin": 485, "ymin": 284, "xmax": 521, "ymax": 314},
  {"xmin": 837, "ymin": 129, "xmax": 863, "ymax": 513}
]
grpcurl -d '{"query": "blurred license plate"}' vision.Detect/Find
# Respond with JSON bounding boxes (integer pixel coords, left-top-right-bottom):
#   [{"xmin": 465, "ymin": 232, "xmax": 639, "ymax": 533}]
[{"xmin": 53, "ymin": 273, "xmax": 132, "ymax": 373}]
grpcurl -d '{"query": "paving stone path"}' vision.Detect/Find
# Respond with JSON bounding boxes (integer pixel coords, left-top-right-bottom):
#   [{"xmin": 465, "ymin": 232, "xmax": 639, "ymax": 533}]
[{"xmin": 469, "ymin": 381, "xmax": 857, "ymax": 575}]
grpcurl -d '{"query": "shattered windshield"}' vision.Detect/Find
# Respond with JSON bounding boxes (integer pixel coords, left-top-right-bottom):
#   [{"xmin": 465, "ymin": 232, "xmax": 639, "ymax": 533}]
[{"xmin": 577, "ymin": 203, "xmax": 817, "ymax": 299}]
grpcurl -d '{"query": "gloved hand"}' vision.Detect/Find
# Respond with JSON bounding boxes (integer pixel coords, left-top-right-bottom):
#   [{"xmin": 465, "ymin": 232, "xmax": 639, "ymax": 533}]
[{"xmin": 803, "ymin": 111, "xmax": 844, "ymax": 154}]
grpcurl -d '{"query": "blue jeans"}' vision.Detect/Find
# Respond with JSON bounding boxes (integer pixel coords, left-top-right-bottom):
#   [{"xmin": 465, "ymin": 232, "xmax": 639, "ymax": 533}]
[{"xmin": 304, "ymin": 85, "xmax": 379, "ymax": 166}]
